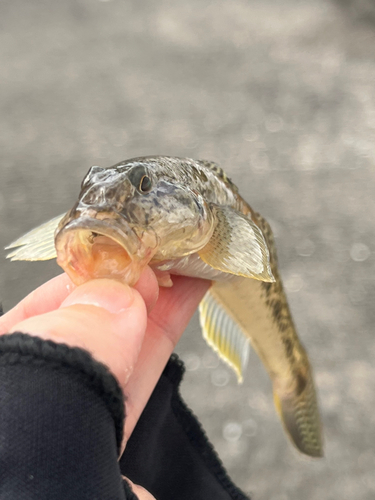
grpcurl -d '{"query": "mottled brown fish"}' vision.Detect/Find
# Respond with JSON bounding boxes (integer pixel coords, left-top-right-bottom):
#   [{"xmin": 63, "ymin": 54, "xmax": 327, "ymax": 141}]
[{"xmin": 6, "ymin": 156, "xmax": 323, "ymax": 457}]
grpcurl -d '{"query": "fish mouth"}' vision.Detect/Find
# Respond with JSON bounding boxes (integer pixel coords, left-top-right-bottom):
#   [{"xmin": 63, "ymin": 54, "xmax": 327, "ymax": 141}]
[{"xmin": 55, "ymin": 215, "xmax": 158, "ymax": 286}]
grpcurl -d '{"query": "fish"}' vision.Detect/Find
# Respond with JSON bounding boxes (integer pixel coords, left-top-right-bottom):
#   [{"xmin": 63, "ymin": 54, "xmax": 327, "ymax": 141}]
[{"xmin": 5, "ymin": 156, "xmax": 323, "ymax": 457}]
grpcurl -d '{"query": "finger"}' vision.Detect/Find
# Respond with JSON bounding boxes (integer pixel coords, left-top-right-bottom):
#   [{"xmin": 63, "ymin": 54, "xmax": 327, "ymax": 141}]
[
  {"xmin": 123, "ymin": 276, "xmax": 211, "ymax": 442},
  {"xmin": 130, "ymin": 484, "xmax": 156, "ymax": 500},
  {"xmin": 0, "ymin": 267, "xmax": 159, "ymax": 335},
  {"xmin": 148, "ymin": 275, "xmax": 212, "ymax": 346},
  {"xmin": 123, "ymin": 478, "xmax": 157, "ymax": 500},
  {"xmin": 132, "ymin": 266, "xmax": 159, "ymax": 314},
  {"xmin": 0, "ymin": 273, "xmax": 75, "ymax": 335},
  {"xmin": 8, "ymin": 279, "xmax": 148, "ymax": 387}
]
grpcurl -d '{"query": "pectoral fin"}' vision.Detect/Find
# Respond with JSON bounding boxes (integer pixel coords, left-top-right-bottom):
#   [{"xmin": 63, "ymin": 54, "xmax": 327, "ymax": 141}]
[
  {"xmin": 198, "ymin": 206, "xmax": 275, "ymax": 282},
  {"xmin": 199, "ymin": 284, "xmax": 250, "ymax": 382},
  {"xmin": 5, "ymin": 214, "xmax": 64, "ymax": 261}
]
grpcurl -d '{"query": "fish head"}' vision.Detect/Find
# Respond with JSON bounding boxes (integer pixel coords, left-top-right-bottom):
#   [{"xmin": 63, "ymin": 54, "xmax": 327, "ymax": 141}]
[{"xmin": 55, "ymin": 158, "xmax": 215, "ymax": 285}]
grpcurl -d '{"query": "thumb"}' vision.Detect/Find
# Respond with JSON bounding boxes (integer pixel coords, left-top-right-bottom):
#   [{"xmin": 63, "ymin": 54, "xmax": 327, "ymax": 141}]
[
  {"xmin": 123, "ymin": 477, "xmax": 157, "ymax": 499},
  {"xmin": 9, "ymin": 279, "xmax": 148, "ymax": 389}
]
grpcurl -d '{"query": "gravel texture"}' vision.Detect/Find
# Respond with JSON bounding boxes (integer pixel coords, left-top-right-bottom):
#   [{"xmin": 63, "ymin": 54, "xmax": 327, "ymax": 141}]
[{"xmin": 0, "ymin": 1, "xmax": 374, "ymax": 499}]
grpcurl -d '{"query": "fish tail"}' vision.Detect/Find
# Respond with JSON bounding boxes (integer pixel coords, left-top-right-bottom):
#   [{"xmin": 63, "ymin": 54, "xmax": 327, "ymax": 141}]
[{"xmin": 273, "ymin": 367, "xmax": 323, "ymax": 458}]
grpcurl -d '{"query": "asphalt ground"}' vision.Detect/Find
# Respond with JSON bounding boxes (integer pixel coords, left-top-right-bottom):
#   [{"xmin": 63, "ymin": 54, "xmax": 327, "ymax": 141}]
[{"xmin": 0, "ymin": 1, "xmax": 374, "ymax": 499}]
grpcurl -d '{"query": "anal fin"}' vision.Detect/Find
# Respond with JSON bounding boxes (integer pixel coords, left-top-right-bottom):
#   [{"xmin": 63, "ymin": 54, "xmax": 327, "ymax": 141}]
[{"xmin": 199, "ymin": 284, "xmax": 250, "ymax": 383}]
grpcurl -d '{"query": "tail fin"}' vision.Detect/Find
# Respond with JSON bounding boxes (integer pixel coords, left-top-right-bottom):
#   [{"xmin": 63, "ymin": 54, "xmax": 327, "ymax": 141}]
[{"xmin": 273, "ymin": 368, "xmax": 323, "ymax": 458}]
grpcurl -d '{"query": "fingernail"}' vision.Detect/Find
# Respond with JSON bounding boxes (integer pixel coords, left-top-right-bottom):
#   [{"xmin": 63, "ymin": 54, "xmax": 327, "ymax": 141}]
[{"xmin": 60, "ymin": 279, "xmax": 135, "ymax": 314}]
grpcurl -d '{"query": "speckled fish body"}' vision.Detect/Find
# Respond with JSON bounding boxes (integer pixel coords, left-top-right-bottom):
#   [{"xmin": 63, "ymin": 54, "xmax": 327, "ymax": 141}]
[{"xmin": 6, "ymin": 156, "xmax": 323, "ymax": 457}]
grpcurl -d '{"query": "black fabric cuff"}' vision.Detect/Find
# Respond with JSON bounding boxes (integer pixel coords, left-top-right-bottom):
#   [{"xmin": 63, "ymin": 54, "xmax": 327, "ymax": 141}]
[
  {"xmin": 0, "ymin": 332, "xmax": 125, "ymax": 452},
  {"xmin": 0, "ymin": 332, "xmax": 126, "ymax": 500},
  {"xmin": 121, "ymin": 354, "xmax": 250, "ymax": 500}
]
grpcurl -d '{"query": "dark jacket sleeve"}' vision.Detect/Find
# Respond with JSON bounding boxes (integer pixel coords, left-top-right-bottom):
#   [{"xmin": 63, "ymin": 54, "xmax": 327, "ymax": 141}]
[
  {"xmin": 121, "ymin": 355, "xmax": 250, "ymax": 500},
  {"xmin": 0, "ymin": 331, "xmax": 250, "ymax": 500},
  {"xmin": 0, "ymin": 332, "xmax": 131, "ymax": 500}
]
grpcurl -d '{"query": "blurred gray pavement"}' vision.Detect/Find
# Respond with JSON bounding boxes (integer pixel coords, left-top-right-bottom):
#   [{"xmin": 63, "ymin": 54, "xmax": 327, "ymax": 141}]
[{"xmin": 1, "ymin": 1, "xmax": 375, "ymax": 499}]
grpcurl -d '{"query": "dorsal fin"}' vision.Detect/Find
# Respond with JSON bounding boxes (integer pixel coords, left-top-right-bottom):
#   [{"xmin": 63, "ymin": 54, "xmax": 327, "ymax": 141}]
[{"xmin": 197, "ymin": 159, "xmax": 238, "ymax": 192}]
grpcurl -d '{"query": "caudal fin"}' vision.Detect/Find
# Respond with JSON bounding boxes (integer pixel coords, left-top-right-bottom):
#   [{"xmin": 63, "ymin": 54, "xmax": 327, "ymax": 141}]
[{"xmin": 274, "ymin": 369, "xmax": 323, "ymax": 458}]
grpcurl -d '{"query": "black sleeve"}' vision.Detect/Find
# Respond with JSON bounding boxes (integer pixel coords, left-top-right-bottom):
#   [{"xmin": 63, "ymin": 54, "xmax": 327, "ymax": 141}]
[
  {"xmin": 0, "ymin": 332, "xmax": 250, "ymax": 500},
  {"xmin": 0, "ymin": 332, "xmax": 132, "ymax": 500},
  {"xmin": 121, "ymin": 355, "xmax": 250, "ymax": 500}
]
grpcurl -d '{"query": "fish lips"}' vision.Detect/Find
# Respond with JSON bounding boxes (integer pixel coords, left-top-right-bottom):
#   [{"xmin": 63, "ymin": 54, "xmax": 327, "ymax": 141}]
[{"xmin": 55, "ymin": 214, "xmax": 159, "ymax": 286}]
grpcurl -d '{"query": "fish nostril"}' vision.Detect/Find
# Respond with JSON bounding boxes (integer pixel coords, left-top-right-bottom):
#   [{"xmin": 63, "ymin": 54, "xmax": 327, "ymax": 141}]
[
  {"xmin": 89, "ymin": 166, "xmax": 104, "ymax": 175},
  {"xmin": 81, "ymin": 166, "xmax": 105, "ymax": 189},
  {"xmin": 81, "ymin": 186, "xmax": 108, "ymax": 206}
]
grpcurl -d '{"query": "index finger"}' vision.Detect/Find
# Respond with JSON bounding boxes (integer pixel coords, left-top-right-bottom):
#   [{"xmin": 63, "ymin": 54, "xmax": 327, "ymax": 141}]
[
  {"xmin": 0, "ymin": 274, "xmax": 75, "ymax": 334},
  {"xmin": 122, "ymin": 275, "xmax": 211, "ymax": 443},
  {"xmin": 0, "ymin": 267, "xmax": 159, "ymax": 336}
]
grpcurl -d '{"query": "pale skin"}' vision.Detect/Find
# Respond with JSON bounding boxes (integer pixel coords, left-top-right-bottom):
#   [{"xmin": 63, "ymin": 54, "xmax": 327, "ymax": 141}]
[{"xmin": 0, "ymin": 268, "xmax": 210, "ymax": 500}]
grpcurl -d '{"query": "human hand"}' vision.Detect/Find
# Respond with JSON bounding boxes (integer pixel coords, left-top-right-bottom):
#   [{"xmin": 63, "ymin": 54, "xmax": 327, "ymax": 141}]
[{"xmin": 0, "ymin": 269, "xmax": 210, "ymax": 500}]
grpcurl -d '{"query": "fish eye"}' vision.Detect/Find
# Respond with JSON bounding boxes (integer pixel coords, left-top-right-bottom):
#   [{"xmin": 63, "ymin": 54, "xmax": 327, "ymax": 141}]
[
  {"xmin": 139, "ymin": 175, "xmax": 152, "ymax": 193},
  {"xmin": 128, "ymin": 166, "xmax": 152, "ymax": 194}
]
